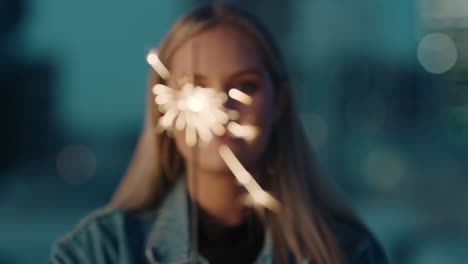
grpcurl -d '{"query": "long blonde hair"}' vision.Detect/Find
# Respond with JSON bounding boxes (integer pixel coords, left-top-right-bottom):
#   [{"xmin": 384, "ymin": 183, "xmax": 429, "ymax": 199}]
[{"xmin": 111, "ymin": 4, "xmax": 360, "ymax": 264}]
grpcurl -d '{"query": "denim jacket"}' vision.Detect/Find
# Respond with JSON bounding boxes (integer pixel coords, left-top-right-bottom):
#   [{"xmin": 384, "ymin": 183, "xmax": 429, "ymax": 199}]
[{"xmin": 49, "ymin": 179, "xmax": 388, "ymax": 264}]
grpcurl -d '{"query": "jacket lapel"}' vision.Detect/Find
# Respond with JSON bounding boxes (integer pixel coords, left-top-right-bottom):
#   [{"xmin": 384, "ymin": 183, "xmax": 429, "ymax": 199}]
[
  {"xmin": 145, "ymin": 179, "xmax": 192, "ymax": 263},
  {"xmin": 145, "ymin": 178, "xmax": 275, "ymax": 264}
]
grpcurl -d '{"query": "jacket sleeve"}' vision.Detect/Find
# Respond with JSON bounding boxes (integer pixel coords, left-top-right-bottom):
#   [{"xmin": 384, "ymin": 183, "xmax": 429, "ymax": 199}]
[
  {"xmin": 49, "ymin": 239, "xmax": 93, "ymax": 264},
  {"xmin": 347, "ymin": 235, "xmax": 389, "ymax": 264},
  {"xmin": 48, "ymin": 208, "xmax": 122, "ymax": 264},
  {"xmin": 334, "ymin": 220, "xmax": 389, "ymax": 264}
]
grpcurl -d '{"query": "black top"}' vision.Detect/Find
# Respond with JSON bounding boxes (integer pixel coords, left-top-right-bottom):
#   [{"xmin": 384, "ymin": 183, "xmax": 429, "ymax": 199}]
[{"xmin": 196, "ymin": 204, "xmax": 265, "ymax": 264}]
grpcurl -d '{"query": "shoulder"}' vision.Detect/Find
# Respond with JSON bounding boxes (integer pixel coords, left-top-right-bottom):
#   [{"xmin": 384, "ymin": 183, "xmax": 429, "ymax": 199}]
[
  {"xmin": 49, "ymin": 207, "xmax": 148, "ymax": 264},
  {"xmin": 62, "ymin": 207, "xmax": 125, "ymax": 239},
  {"xmin": 332, "ymin": 219, "xmax": 389, "ymax": 264}
]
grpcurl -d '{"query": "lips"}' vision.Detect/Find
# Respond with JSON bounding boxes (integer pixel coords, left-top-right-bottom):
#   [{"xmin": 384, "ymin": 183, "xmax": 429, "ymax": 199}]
[{"xmin": 214, "ymin": 133, "xmax": 236, "ymax": 144}]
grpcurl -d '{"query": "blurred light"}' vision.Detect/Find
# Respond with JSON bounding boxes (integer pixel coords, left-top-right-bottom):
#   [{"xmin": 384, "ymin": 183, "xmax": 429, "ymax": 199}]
[
  {"xmin": 175, "ymin": 112, "xmax": 186, "ymax": 131},
  {"xmin": 218, "ymin": 144, "xmax": 251, "ymax": 185},
  {"xmin": 251, "ymin": 190, "xmax": 273, "ymax": 206},
  {"xmin": 186, "ymin": 126, "xmax": 197, "ymax": 147},
  {"xmin": 366, "ymin": 150, "xmax": 405, "ymax": 191},
  {"xmin": 159, "ymin": 108, "xmax": 178, "ymax": 128},
  {"xmin": 301, "ymin": 113, "xmax": 328, "ymax": 148},
  {"xmin": 153, "ymin": 82, "xmax": 229, "ymax": 146},
  {"xmin": 210, "ymin": 123, "xmax": 226, "ymax": 136},
  {"xmin": 417, "ymin": 33, "xmax": 457, "ymax": 74},
  {"xmin": 228, "ymin": 88, "xmax": 253, "ymax": 105},
  {"xmin": 56, "ymin": 144, "xmax": 96, "ymax": 185},
  {"xmin": 187, "ymin": 97, "xmax": 203, "ymax": 112},
  {"xmin": 152, "ymin": 84, "xmax": 171, "ymax": 96},
  {"xmin": 218, "ymin": 144, "xmax": 280, "ymax": 212},
  {"xmin": 227, "ymin": 122, "xmax": 258, "ymax": 141},
  {"xmin": 146, "ymin": 50, "xmax": 171, "ymax": 80}
]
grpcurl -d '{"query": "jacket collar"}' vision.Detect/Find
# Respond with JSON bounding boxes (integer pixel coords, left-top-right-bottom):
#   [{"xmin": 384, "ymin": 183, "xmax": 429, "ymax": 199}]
[{"xmin": 145, "ymin": 178, "xmax": 274, "ymax": 264}]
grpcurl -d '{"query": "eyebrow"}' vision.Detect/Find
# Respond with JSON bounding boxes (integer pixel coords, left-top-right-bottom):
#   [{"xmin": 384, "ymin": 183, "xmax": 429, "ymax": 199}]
[
  {"xmin": 228, "ymin": 69, "xmax": 263, "ymax": 81},
  {"xmin": 178, "ymin": 69, "xmax": 263, "ymax": 84}
]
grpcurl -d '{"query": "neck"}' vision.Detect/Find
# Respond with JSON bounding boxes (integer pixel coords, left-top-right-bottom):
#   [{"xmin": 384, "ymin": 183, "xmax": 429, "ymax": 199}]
[{"xmin": 186, "ymin": 168, "xmax": 249, "ymax": 226}]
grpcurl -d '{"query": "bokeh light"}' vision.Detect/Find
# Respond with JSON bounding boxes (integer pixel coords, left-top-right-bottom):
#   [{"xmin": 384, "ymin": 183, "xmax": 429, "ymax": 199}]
[
  {"xmin": 417, "ymin": 32, "xmax": 457, "ymax": 74},
  {"xmin": 365, "ymin": 150, "xmax": 405, "ymax": 191},
  {"xmin": 56, "ymin": 144, "xmax": 96, "ymax": 185},
  {"xmin": 301, "ymin": 112, "xmax": 328, "ymax": 148}
]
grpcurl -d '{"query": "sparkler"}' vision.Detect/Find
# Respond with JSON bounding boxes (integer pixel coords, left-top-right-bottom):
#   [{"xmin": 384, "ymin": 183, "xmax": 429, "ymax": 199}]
[
  {"xmin": 226, "ymin": 122, "xmax": 259, "ymax": 141},
  {"xmin": 228, "ymin": 88, "xmax": 253, "ymax": 105},
  {"xmin": 146, "ymin": 49, "xmax": 170, "ymax": 80},
  {"xmin": 218, "ymin": 144, "xmax": 280, "ymax": 212},
  {"xmin": 147, "ymin": 49, "xmax": 280, "ymax": 211},
  {"xmin": 152, "ymin": 82, "xmax": 230, "ymax": 147}
]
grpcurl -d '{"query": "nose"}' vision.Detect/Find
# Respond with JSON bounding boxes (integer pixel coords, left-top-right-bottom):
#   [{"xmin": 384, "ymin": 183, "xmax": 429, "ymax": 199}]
[{"xmin": 222, "ymin": 90, "xmax": 235, "ymax": 111}]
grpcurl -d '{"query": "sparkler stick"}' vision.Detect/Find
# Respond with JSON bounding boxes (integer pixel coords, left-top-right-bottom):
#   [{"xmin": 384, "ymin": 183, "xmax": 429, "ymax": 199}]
[
  {"xmin": 152, "ymin": 82, "xmax": 229, "ymax": 147},
  {"xmin": 148, "ymin": 50, "xmax": 279, "ymax": 208},
  {"xmin": 146, "ymin": 49, "xmax": 170, "ymax": 80},
  {"xmin": 190, "ymin": 138, "xmax": 199, "ymax": 264},
  {"xmin": 189, "ymin": 43, "xmax": 199, "ymax": 264},
  {"xmin": 218, "ymin": 144, "xmax": 280, "ymax": 212},
  {"xmin": 226, "ymin": 122, "xmax": 259, "ymax": 141},
  {"xmin": 228, "ymin": 88, "xmax": 253, "ymax": 105}
]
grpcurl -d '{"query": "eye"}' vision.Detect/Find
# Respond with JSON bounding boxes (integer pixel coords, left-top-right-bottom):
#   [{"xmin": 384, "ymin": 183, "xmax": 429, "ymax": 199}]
[
  {"xmin": 194, "ymin": 77, "xmax": 207, "ymax": 88},
  {"xmin": 237, "ymin": 81, "xmax": 260, "ymax": 95}
]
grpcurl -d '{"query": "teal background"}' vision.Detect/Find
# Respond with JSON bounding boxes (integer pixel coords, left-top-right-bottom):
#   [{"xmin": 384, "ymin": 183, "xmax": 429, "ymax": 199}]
[{"xmin": 1, "ymin": 0, "xmax": 467, "ymax": 263}]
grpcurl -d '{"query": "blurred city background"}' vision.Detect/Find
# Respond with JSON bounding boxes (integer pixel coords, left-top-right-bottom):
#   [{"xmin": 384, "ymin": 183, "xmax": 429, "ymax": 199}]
[{"xmin": 1, "ymin": 0, "xmax": 467, "ymax": 263}]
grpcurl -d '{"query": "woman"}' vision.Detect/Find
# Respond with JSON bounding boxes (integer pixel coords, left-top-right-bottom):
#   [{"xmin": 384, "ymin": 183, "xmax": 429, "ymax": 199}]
[{"xmin": 50, "ymin": 3, "xmax": 388, "ymax": 264}]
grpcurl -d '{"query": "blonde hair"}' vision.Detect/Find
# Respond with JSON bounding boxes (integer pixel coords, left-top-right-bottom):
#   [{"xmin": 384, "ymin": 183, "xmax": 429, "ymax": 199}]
[{"xmin": 111, "ymin": 4, "xmax": 360, "ymax": 264}]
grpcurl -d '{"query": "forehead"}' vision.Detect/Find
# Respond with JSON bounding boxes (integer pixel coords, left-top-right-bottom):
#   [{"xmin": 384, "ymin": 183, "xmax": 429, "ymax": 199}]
[{"xmin": 169, "ymin": 24, "xmax": 263, "ymax": 77}]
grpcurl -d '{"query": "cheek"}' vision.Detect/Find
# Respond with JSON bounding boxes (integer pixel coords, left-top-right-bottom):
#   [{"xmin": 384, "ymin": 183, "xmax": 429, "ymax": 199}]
[
  {"xmin": 237, "ymin": 92, "xmax": 275, "ymax": 161},
  {"xmin": 244, "ymin": 89, "xmax": 275, "ymax": 135}
]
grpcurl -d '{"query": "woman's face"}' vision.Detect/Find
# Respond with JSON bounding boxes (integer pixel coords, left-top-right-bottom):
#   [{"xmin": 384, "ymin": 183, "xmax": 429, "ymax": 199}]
[{"xmin": 167, "ymin": 24, "xmax": 277, "ymax": 173}]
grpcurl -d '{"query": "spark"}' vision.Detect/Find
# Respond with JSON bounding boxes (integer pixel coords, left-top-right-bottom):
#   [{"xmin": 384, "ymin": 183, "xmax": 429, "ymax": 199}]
[
  {"xmin": 250, "ymin": 189, "xmax": 276, "ymax": 207},
  {"xmin": 147, "ymin": 50, "xmax": 171, "ymax": 80},
  {"xmin": 218, "ymin": 144, "xmax": 280, "ymax": 212},
  {"xmin": 152, "ymin": 82, "xmax": 229, "ymax": 147},
  {"xmin": 228, "ymin": 88, "xmax": 253, "ymax": 105},
  {"xmin": 227, "ymin": 122, "xmax": 258, "ymax": 141},
  {"xmin": 187, "ymin": 97, "xmax": 203, "ymax": 112}
]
